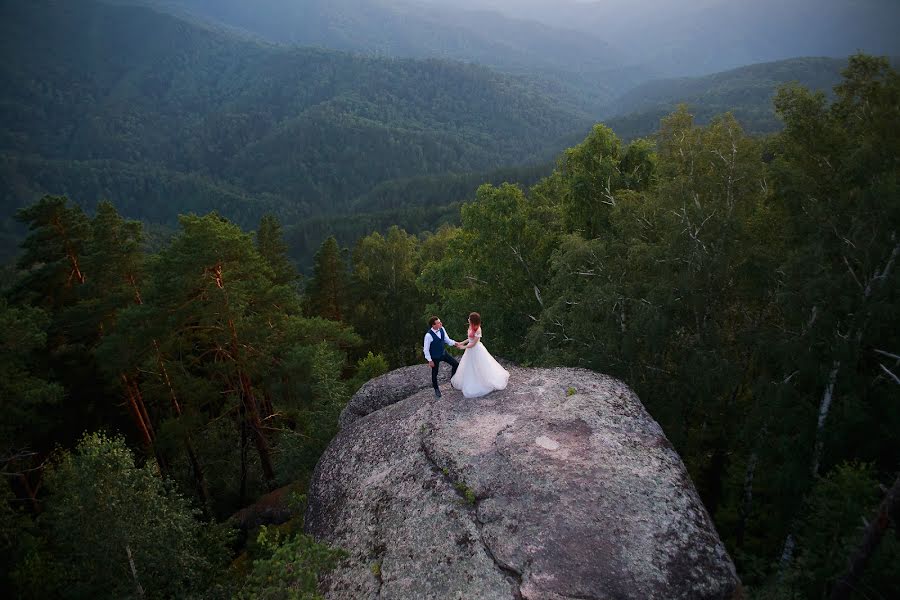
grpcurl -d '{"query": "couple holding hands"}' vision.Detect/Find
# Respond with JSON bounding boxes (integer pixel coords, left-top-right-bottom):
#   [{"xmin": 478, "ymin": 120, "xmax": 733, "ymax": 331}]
[{"xmin": 423, "ymin": 312, "xmax": 509, "ymax": 399}]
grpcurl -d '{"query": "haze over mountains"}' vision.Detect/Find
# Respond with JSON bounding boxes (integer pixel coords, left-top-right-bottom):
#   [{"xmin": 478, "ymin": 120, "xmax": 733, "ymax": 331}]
[
  {"xmin": 421, "ymin": 0, "xmax": 900, "ymax": 77},
  {"xmin": 145, "ymin": 0, "xmax": 645, "ymax": 111},
  {"xmin": 149, "ymin": 0, "xmax": 900, "ymax": 83},
  {"xmin": 144, "ymin": 0, "xmax": 900, "ymax": 120}
]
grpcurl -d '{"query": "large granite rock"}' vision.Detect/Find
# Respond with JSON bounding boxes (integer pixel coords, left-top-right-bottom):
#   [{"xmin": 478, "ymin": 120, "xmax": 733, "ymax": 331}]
[{"xmin": 306, "ymin": 366, "xmax": 741, "ymax": 599}]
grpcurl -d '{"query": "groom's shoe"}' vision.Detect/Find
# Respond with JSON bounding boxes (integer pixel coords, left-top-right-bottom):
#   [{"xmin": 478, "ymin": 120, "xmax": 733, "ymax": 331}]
[{"xmin": 434, "ymin": 387, "xmax": 442, "ymax": 398}]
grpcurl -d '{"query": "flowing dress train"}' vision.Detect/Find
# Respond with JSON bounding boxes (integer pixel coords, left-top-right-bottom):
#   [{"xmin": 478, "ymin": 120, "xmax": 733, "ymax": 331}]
[{"xmin": 450, "ymin": 328, "xmax": 509, "ymax": 398}]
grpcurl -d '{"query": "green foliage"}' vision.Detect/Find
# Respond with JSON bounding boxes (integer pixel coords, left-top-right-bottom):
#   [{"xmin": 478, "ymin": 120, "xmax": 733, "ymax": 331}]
[
  {"xmin": 454, "ymin": 481, "xmax": 477, "ymax": 505},
  {"xmin": 418, "ymin": 181, "xmax": 560, "ymax": 355},
  {"xmin": 6, "ymin": 194, "xmax": 363, "ymax": 524},
  {"xmin": 557, "ymin": 124, "xmax": 655, "ymax": 238},
  {"xmin": 238, "ymin": 526, "xmax": 345, "ymax": 600},
  {"xmin": 349, "ymin": 227, "xmax": 425, "ymax": 366},
  {"xmin": 352, "ymin": 351, "xmax": 390, "ymax": 391},
  {"xmin": 309, "ymin": 342, "xmax": 349, "ymax": 414},
  {"xmin": 32, "ymin": 433, "xmax": 232, "ymax": 599},
  {"xmin": 0, "ymin": 299, "xmax": 63, "ymax": 449},
  {"xmin": 770, "ymin": 54, "xmax": 900, "ymax": 478},
  {"xmin": 256, "ymin": 215, "xmax": 299, "ymax": 287},
  {"xmin": 761, "ymin": 463, "xmax": 900, "ymax": 599},
  {"xmin": 305, "ymin": 237, "xmax": 349, "ymax": 322},
  {"xmin": 11, "ymin": 196, "xmax": 91, "ymax": 310},
  {"xmin": 0, "ymin": 480, "xmax": 43, "ymax": 596}
]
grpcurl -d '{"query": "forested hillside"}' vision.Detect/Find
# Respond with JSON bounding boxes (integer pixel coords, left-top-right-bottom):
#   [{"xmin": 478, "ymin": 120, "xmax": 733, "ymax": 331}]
[
  {"xmin": 3, "ymin": 54, "xmax": 897, "ymax": 598},
  {"xmin": 0, "ymin": 0, "xmax": 591, "ymax": 261},
  {"xmin": 601, "ymin": 57, "xmax": 850, "ymax": 140}
]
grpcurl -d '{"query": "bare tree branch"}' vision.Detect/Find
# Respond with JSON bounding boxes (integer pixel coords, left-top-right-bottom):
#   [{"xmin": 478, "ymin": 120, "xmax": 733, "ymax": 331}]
[
  {"xmin": 874, "ymin": 349, "xmax": 900, "ymax": 361},
  {"xmin": 879, "ymin": 363, "xmax": 900, "ymax": 386},
  {"xmin": 843, "ymin": 255, "xmax": 865, "ymax": 291}
]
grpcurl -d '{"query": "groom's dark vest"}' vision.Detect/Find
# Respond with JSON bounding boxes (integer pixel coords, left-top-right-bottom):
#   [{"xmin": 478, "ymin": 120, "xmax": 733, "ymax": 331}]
[{"xmin": 428, "ymin": 328, "xmax": 446, "ymax": 359}]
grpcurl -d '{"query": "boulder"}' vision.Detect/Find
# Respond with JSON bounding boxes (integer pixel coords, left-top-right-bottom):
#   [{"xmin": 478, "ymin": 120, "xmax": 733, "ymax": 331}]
[
  {"xmin": 339, "ymin": 363, "xmax": 452, "ymax": 430},
  {"xmin": 306, "ymin": 366, "xmax": 741, "ymax": 599}
]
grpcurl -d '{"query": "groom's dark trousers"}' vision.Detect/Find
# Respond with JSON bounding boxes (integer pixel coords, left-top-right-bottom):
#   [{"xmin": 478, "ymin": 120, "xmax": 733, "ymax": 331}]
[{"xmin": 432, "ymin": 354, "xmax": 459, "ymax": 390}]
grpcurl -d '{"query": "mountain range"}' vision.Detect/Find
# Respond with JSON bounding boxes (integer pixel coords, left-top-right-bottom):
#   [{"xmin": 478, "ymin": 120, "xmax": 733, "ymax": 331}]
[
  {"xmin": 601, "ymin": 57, "xmax": 852, "ymax": 140},
  {"xmin": 0, "ymin": 0, "xmax": 593, "ymax": 256},
  {"xmin": 142, "ymin": 0, "xmax": 650, "ymax": 112}
]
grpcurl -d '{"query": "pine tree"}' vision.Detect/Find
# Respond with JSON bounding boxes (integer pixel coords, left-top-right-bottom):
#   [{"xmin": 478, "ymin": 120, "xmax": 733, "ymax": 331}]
[
  {"xmin": 141, "ymin": 214, "xmax": 301, "ymax": 489},
  {"xmin": 255, "ymin": 214, "xmax": 297, "ymax": 287},
  {"xmin": 12, "ymin": 196, "xmax": 90, "ymax": 310},
  {"xmin": 305, "ymin": 236, "xmax": 348, "ymax": 321},
  {"xmin": 350, "ymin": 227, "xmax": 422, "ymax": 365}
]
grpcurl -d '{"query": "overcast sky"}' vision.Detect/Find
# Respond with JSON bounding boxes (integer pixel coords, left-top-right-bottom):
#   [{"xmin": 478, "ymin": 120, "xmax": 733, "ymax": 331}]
[{"xmin": 413, "ymin": 0, "xmax": 900, "ymax": 67}]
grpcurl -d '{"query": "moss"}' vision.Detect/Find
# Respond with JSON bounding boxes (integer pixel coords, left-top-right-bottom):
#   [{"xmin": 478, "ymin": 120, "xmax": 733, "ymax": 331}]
[
  {"xmin": 566, "ymin": 387, "xmax": 577, "ymax": 396},
  {"xmin": 454, "ymin": 481, "xmax": 476, "ymax": 505}
]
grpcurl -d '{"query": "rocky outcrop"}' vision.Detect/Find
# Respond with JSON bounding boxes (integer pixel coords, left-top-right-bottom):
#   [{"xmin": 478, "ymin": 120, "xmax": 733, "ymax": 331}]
[
  {"xmin": 338, "ymin": 363, "xmax": 451, "ymax": 430},
  {"xmin": 307, "ymin": 366, "xmax": 741, "ymax": 599}
]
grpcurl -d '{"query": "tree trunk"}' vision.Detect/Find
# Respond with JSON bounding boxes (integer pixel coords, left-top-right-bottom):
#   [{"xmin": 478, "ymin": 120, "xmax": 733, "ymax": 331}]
[
  {"xmin": 123, "ymin": 374, "xmax": 153, "ymax": 449},
  {"xmin": 261, "ymin": 389, "xmax": 275, "ymax": 422},
  {"xmin": 212, "ymin": 263, "xmax": 277, "ymax": 487},
  {"xmin": 125, "ymin": 543, "xmax": 145, "ymax": 599},
  {"xmin": 830, "ymin": 473, "xmax": 900, "ymax": 600},
  {"xmin": 812, "ymin": 361, "xmax": 840, "ymax": 477},
  {"xmin": 17, "ymin": 472, "xmax": 41, "ymax": 514},
  {"xmin": 51, "ymin": 214, "xmax": 86, "ymax": 286},
  {"xmin": 238, "ymin": 369, "xmax": 276, "ymax": 486},
  {"xmin": 240, "ymin": 407, "xmax": 248, "ymax": 506},
  {"xmin": 224, "ymin": 306, "xmax": 276, "ymax": 486},
  {"xmin": 736, "ymin": 448, "xmax": 759, "ymax": 548},
  {"xmin": 184, "ymin": 439, "xmax": 210, "ymax": 510},
  {"xmin": 153, "ymin": 344, "xmax": 210, "ymax": 507}
]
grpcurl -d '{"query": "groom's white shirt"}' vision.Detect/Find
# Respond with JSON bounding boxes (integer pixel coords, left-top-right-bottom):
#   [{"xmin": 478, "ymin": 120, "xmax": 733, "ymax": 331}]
[{"xmin": 423, "ymin": 327, "xmax": 457, "ymax": 362}]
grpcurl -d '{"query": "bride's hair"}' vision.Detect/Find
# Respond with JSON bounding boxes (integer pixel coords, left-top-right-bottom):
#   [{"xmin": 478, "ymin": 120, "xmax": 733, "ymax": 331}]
[{"xmin": 468, "ymin": 312, "xmax": 481, "ymax": 336}]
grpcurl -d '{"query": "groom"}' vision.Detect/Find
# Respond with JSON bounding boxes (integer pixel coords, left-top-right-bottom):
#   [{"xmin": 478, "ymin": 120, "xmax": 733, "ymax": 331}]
[{"xmin": 423, "ymin": 316, "xmax": 458, "ymax": 398}]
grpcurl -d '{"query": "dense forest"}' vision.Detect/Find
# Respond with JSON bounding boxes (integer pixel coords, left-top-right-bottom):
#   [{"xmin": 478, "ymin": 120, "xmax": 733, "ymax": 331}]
[{"xmin": 2, "ymin": 54, "xmax": 897, "ymax": 598}]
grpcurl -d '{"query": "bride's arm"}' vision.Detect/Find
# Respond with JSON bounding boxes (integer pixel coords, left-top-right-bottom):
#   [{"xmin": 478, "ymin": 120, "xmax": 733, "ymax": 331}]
[{"xmin": 457, "ymin": 333, "xmax": 475, "ymax": 348}]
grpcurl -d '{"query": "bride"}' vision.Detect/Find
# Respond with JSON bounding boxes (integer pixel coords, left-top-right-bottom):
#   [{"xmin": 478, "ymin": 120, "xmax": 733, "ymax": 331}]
[{"xmin": 451, "ymin": 312, "xmax": 509, "ymax": 398}]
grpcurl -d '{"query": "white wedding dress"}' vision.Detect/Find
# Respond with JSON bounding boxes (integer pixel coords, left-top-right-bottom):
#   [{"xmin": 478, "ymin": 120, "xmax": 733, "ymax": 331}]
[{"xmin": 450, "ymin": 328, "xmax": 509, "ymax": 398}]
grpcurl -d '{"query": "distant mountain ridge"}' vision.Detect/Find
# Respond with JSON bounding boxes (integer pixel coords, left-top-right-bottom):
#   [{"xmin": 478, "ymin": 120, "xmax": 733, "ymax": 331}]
[
  {"xmin": 600, "ymin": 57, "xmax": 852, "ymax": 141},
  {"xmin": 140, "ymin": 0, "xmax": 648, "ymax": 111}
]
